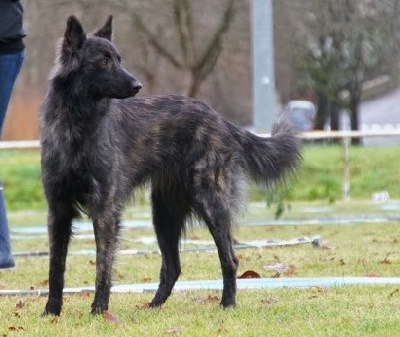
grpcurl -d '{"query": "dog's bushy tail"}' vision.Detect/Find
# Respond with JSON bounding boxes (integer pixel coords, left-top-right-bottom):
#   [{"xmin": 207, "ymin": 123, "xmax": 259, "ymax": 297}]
[{"xmin": 230, "ymin": 118, "xmax": 302, "ymax": 187}]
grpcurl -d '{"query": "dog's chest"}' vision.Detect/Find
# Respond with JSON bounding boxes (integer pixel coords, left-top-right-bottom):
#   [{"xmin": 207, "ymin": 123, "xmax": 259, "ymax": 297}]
[{"xmin": 45, "ymin": 149, "xmax": 94, "ymax": 197}]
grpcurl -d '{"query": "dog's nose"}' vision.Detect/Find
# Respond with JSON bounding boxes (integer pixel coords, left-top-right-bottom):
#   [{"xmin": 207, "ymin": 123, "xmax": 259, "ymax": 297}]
[
  {"xmin": 131, "ymin": 80, "xmax": 142, "ymax": 96},
  {"xmin": 132, "ymin": 81, "xmax": 142, "ymax": 91}
]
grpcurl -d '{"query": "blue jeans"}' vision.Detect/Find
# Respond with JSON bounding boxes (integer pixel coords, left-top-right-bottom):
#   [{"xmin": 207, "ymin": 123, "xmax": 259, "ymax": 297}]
[
  {"xmin": 0, "ymin": 51, "xmax": 24, "ymax": 268},
  {"xmin": 0, "ymin": 183, "xmax": 14, "ymax": 267},
  {"xmin": 0, "ymin": 51, "xmax": 24, "ymax": 136}
]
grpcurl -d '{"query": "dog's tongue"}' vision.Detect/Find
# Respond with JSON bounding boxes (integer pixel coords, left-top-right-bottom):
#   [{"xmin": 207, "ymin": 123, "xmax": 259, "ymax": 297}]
[{"xmin": 102, "ymin": 310, "xmax": 118, "ymax": 323}]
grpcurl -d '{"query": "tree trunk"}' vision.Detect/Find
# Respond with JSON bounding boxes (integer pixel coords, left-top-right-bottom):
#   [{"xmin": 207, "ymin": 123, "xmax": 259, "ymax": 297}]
[
  {"xmin": 349, "ymin": 94, "xmax": 362, "ymax": 145},
  {"xmin": 330, "ymin": 100, "xmax": 340, "ymax": 131},
  {"xmin": 187, "ymin": 74, "xmax": 201, "ymax": 97},
  {"xmin": 315, "ymin": 92, "xmax": 329, "ymax": 130}
]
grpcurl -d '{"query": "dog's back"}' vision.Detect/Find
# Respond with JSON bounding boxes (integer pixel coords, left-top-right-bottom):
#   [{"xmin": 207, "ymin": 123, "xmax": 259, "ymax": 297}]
[{"xmin": 106, "ymin": 94, "xmax": 301, "ymax": 215}]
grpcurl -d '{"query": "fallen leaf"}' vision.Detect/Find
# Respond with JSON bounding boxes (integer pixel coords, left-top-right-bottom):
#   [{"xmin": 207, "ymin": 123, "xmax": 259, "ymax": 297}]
[
  {"xmin": 261, "ymin": 297, "xmax": 276, "ymax": 304},
  {"xmin": 102, "ymin": 311, "xmax": 118, "ymax": 323},
  {"xmin": 8, "ymin": 326, "xmax": 24, "ymax": 332},
  {"xmin": 166, "ymin": 327, "xmax": 182, "ymax": 335},
  {"xmin": 79, "ymin": 291, "xmax": 91, "ymax": 299},
  {"xmin": 13, "ymin": 312, "xmax": 21, "ymax": 318},
  {"xmin": 339, "ymin": 259, "xmax": 346, "ymax": 266},
  {"xmin": 141, "ymin": 276, "xmax": 152, "ymax": 283},
  {"xmin": 136, "ymin": 302, "xmax": 151, "ymax": 309},
  {"xmin": 15, "ymin": 301, "xmax": 25, "ymax": 309},
  {"xmin": 39, "ymin": 279, "xmax": 49, "ymax": 287},
  {"xmin": 89, "ymin": 260, "xmax": 96, "ymax": 266},
  {"xmin": 380, "ymin": 254, "xmax": 391, "ymax": 264},
  {"xmin": 238, "ymin": 270, "xmax": 261, "ymax": 279},
  {"xmin": 198, "ymin": 295, "xmax": 220, "ymax": 304}
]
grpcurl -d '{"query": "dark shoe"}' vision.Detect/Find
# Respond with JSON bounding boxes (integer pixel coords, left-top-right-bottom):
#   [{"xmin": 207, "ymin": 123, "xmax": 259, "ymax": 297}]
[{"xmin": 0, "ymin": 255, "xmax": 15, "ymax": 270}]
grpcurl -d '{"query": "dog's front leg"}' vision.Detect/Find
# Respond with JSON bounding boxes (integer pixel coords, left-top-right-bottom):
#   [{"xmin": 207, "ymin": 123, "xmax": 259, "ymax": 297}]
[
  {"xmin": 91, "ymin": 214, "xmax": 120, "ymax": 315},
  {"xmin": 42, "ymin": 204, "xmax": 74, "ymax": 316}
]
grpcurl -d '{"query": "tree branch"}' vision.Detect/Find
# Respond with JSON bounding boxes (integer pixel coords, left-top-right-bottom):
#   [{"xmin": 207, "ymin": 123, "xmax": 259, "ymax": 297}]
[
  {"xmin": 173, "ymin": 0, "xmax": 196, "ymax": 68},
  {"xmin": 194, "ymin": 0, "xmax": 239, "ymax": 80},
  {"xmin": 133, "ymin": 13, "xmax": 182, "ymax": 69}
]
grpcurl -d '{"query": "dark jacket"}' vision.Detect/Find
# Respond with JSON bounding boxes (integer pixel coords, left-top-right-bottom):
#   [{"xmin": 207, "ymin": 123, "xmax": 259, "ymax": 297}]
[{"xmin": 0, "ymin": 0, "xmax": 26, "ymax": 54}]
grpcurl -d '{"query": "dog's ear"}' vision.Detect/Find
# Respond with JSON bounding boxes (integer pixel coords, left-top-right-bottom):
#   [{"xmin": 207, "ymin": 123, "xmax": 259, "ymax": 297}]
[
  {"xmin": 93, "ymin": 16, "xmax": 113, "ymax": 41},
  {"xmin": 63, "ymin": 15, "xmax": 86, "ymax": 52}
]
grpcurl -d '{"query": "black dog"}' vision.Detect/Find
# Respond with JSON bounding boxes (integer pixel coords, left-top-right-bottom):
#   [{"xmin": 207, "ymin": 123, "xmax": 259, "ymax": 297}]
[{"xmin": 40, "ymin": 15, "xmax": 301, "ymax": 317}]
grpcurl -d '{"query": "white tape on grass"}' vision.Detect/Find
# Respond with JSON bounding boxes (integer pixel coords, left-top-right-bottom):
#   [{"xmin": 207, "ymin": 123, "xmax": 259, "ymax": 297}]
[
  {"xmin": 11, "ymin": 236, "xmax": 323, "ymax": 257},
  {"xmin": 1, "ymin": 277, "xmax": 400, "ymax": 297}
]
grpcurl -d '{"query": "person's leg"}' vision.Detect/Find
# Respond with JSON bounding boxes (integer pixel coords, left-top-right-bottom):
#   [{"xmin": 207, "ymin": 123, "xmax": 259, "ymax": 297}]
[
  {"xmin": 0, "ymin": 51, "xmax": 24, "ymax": 269},
  {"xmin": 0, "ymin": 51, "xmax": 24, "ymax": 135},
  {"xmin": 0, "ymin": 183, "xmax": 14, "ymax": 269}
]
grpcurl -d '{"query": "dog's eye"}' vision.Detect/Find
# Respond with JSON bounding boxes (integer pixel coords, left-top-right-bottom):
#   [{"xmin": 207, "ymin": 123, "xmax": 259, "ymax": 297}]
[{"xmin": 100, "ymin": 59, "xmax": 108, "ymax": 66}]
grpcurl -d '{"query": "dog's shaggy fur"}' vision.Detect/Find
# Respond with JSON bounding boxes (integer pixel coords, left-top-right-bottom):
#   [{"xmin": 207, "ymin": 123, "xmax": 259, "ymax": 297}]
[{"xmin": 40, "ymin": 16, "xmax": 302, "ymax": 317}]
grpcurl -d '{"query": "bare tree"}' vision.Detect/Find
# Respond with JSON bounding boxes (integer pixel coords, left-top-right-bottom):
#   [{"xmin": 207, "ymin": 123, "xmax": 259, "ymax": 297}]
[
  {"xmin": 69, "ymin": 0, "xmax": 241, "ymax": 97},
  {"xmin": 130, "ymin": 0, "xmax": 241, "ymax": 97}
]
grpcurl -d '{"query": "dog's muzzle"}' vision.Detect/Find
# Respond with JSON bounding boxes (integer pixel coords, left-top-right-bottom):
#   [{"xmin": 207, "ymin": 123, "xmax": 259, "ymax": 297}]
[{"xmin": 131, "ymin": 81, "xmax": 142, "ymax": 96}]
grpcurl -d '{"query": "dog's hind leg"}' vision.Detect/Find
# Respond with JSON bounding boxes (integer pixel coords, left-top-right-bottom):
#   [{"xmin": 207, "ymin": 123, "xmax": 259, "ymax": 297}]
[
  {"xmin": 90, "ymin": 211, "xmax": 121, "ymax": 315},
  {"xmin": 149, "ymin": 189, "xmax": 187, "ymax": 307},
  {"xmin": 42, "ymin": 203, "xmax": 75, "ymax": 316},
  {"xmin": 193, "ymin": 189, "xmax": 239, "ymax": 308}
]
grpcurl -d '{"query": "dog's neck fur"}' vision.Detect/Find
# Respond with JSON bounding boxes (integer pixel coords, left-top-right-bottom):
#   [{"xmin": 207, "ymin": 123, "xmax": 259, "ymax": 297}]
[{"xmin": 44, "ymin": 75, "xmax": 111, "ymax": 148}]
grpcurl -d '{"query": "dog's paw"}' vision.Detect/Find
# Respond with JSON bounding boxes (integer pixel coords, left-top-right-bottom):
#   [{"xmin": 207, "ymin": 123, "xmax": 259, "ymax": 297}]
[
  {"xmin": 40, "ymin": 309, "xmax": 60, "ymax": 317},
  {"xmin": 220, "ymin": 302, "xmax": 236, "ymax": 309},
  {"xmin": 148, "ymin": 301, "xmax": 164, "ymax": 309},
  {"xmin": 41, "ymin": 301, "xmax": 62, "ymax": 317}
]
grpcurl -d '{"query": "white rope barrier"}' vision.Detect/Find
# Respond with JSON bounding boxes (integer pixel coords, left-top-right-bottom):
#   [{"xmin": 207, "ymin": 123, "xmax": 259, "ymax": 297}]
[
  {"xmin": 2, "ymin": 129, "xmax": 400, "ymax": 150},
  {"xmin": 0, "ymin": 140, "xmax": 40, "ymax": 150}
]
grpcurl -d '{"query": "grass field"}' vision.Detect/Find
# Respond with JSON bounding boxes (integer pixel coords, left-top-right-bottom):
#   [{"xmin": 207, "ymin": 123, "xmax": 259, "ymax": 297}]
[
  {"xmin": 1, "ymin": 144, "xmax": 400, "ymax": 335},
  {"xmin": 1, "ymin": 215, "xmax": 400, "ymax": 336},
  {"xmin": 1, "ymin": 144, "xmax": 400, "ymax": 211}
]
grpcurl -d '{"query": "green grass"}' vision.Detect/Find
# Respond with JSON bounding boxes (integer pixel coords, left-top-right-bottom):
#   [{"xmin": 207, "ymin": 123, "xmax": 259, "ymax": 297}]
[
  {"xmin": 0, "ymin": 149, "xmax": 43, "ymax": 211},
  {"xmin": 1, "ymin": 221, "xmax": 399, "ymax": 336},
  {"xmin": 0, "ymin": 287, "xmax": 399, "ymax": 336},
  {"xmin": 2, "ymin": 144, "xmax": 400, "ymax": 211},
  {"xmin": 1, "ymin": 145, "xmax": 400, "ymax": 335}
]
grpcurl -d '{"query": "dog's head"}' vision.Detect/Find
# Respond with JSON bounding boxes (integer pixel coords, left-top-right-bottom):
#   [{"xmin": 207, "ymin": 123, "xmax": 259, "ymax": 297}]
[{"xmin": 54, "ymin": 15, "xmax": 142, "ymax": 100}]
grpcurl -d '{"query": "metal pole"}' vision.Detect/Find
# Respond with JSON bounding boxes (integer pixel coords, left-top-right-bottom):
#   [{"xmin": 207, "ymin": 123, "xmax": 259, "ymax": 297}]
[
  {"xmin": 252, "ymin": 0, "xmax": 276, "ymax": 132},
  {"xmin": 342, "ymin": 137, "xmax": 350, "ymax": 201}
]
